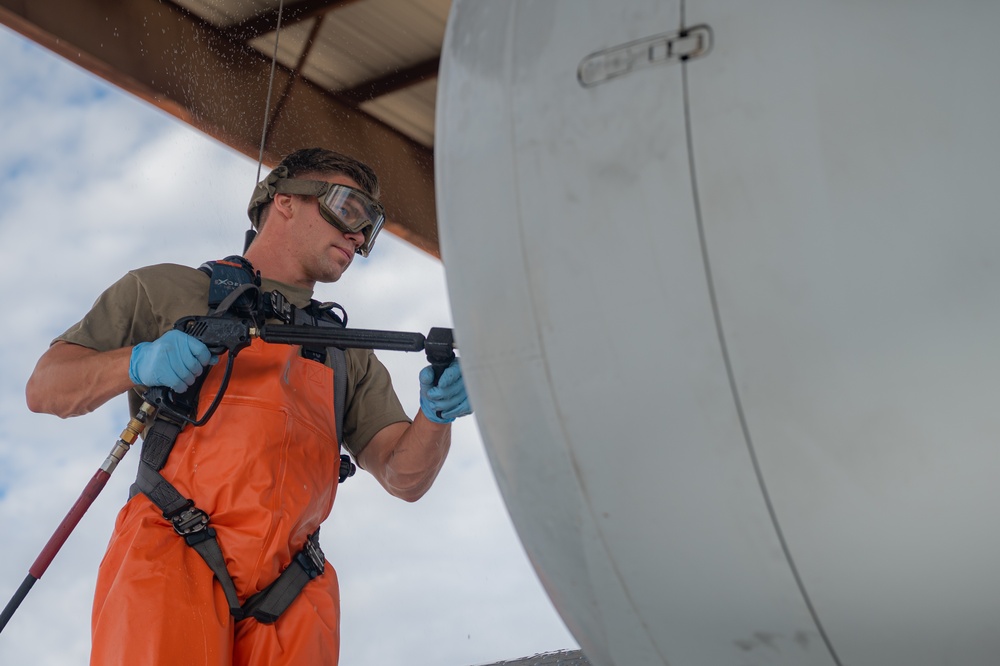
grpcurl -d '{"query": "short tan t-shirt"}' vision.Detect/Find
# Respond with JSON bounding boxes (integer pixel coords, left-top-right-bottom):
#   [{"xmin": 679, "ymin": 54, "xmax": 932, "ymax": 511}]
[{"xmin": 55, "ymin": 263, "xmax": 410, "ymax": 457}]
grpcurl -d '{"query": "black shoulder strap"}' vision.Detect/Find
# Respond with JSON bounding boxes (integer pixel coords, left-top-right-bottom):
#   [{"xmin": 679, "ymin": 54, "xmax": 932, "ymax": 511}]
[
  {"xmin": 294, "ymin": 301, "xmax": 349, "ymax": 451},
  {"xmin": 330, "ymin": 346, "xmax": 348, "ymax": 449}
]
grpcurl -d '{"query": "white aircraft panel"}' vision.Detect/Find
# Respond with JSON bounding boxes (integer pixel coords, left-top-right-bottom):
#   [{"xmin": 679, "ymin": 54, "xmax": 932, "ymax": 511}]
[
  {"xmin": 685, "ymin": 1, "xmax": 1000, "ymax": 665},
  {"xmin": 438, "ymin": 1, "xmax": 843, "ymax": 665},
  {"xmin": 435, "ymin": 4, "xmax": 612, "ymax": 663}
]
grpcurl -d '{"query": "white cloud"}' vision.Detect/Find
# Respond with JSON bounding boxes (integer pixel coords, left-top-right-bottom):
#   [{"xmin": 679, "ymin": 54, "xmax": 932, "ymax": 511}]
[{"xmin": 0, "ymin": 24, "xmax": 574, "ymax": 666}]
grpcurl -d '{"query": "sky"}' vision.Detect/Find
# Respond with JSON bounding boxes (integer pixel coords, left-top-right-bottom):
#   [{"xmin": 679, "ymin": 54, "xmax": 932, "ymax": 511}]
[{"xmin": 0, "ymin": 24, "xmax": 576, "ymax": 665}]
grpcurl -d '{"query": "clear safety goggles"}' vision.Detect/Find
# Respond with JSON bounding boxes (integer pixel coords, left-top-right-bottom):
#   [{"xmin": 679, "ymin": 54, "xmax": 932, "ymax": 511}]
[
  {"xmin": 249, "ymin": 174, "xmax": 385, "ymax": 257},
  {"xmin": 310, "ymin": 182, "xmax": 386, "ymax": 257}
]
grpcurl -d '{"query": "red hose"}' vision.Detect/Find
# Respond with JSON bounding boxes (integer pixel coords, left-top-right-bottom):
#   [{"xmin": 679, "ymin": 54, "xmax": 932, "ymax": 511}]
[{"xmin": 28, "ymin": 469, "xmax": 110, "ymax": 579}]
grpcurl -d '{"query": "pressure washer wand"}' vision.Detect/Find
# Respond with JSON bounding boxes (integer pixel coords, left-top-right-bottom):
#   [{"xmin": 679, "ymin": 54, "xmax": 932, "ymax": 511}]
[
  {"xmin": 0, "ymin": 402, "xmax": 156, "ymax": 634},
  {"xmin": 174, "ymin": 315, "xmax": 458, "ymax": 383},
  {"xmin": 256, "ymin": 323, "xmax": 456, "ymax": 384}
]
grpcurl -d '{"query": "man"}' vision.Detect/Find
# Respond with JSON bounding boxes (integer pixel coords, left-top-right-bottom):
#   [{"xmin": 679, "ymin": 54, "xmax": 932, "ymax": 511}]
[{"xmin": 24, "ymin": 148, "xmax": 471, "ymax": 664}]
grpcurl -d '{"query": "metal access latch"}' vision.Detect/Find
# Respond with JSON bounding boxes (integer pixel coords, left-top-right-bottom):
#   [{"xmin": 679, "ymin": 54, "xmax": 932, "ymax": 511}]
[{"xmin": 578, "ymin": 24, "xmax": 713, "ymax": 88}]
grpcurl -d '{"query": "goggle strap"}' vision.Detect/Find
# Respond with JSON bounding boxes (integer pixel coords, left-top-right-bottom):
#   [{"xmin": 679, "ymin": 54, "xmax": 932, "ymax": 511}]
[{"xmin": 272, "ymin": 179, "xmax": 330, "ymax": 197}]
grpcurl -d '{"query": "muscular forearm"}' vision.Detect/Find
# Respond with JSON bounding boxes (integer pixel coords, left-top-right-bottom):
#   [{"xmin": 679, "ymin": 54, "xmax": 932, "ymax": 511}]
[
  {"xmin": 359, "ymin": 413, "xmax": 452, "ymax": 502},
  {"xmin": 25, "ymin": 342, "xmax": 135, "ymax": 418}
]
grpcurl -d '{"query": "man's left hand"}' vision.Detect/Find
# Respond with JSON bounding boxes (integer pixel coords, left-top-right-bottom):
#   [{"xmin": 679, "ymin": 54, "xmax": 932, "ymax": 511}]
[{"xmin": 419, "ymin": 360, "xmax": 472, "ymax": 424}]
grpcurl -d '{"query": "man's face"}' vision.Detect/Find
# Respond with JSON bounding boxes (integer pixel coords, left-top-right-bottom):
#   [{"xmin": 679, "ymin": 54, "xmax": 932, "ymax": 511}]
[{"xmin": 289, "ymin": 173, "xmax": 368, "ymax": 284}]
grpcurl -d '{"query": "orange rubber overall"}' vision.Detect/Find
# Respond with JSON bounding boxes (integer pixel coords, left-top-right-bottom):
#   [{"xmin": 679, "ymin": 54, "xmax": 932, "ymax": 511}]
[{"xmin": 92, "ymin": 339, "xmax": 342, "ymax": 665}]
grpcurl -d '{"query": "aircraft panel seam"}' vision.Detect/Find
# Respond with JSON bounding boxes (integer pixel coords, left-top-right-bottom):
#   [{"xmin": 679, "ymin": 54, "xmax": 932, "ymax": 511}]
[{"xmin": 680, "ymin": 48, "xmax": 845, "ymax": 666}]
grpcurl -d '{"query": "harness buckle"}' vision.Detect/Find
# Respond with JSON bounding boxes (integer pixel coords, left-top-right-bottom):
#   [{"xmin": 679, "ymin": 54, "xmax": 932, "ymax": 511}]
[
  {"xmin": 266, "ymin": 290, "xmax": 294, "ymax": 323},
  {"xmin": 295, "ymin": 534, "xmax": 325, "ymax": 579},
  {"xmin": 169, "ymin": 505, "xmax": 211, "ymax": 537}
]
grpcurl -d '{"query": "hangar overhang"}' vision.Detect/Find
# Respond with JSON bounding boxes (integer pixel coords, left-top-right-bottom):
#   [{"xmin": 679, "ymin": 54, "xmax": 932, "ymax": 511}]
[{"xmin": 0, "ymin": 0, "xmax": 448, "ymax": 256}]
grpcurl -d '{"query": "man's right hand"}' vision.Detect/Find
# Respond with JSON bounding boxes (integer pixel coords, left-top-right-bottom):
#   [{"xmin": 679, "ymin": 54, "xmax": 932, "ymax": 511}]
[{"xmin": 128, "ymin": 330, "xmax": 216, "ymax": 393}]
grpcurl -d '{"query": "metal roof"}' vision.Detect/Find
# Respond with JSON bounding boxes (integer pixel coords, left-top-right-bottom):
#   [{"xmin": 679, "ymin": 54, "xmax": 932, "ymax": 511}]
[
  {"xmin": 0, "ymin": 0, "xmax": 450, "ymax": 255},
  {"xmin": 175, "ymin": 0, "xmax": 448, "ymax": 148}
]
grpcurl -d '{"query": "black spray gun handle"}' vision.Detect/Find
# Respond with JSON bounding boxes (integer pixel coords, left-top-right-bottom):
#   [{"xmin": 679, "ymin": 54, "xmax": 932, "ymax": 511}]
[
  {"xmin": 424, "ymin": 327, "xmax": 457, "ymax": 420},
  {"xmin": 175, "ymin": 315, "xmax": 256, "ymax": 356},
  {"xmin": 425, "ymin": 327, "xmax": 456, "ymax": 386},
  {"xmin": 140, "ymin": 316, "xmax": 258, "ymax": 426}
]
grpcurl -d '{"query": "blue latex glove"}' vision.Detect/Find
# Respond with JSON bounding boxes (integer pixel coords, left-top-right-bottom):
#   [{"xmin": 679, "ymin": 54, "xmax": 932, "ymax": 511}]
[
  {"xmin": 419, "ymin": 359, "xmax": 472, "ymax": 424},
  {"xmin": 129, "ymin": 329, "xmax": 216, "ymax": 393}
]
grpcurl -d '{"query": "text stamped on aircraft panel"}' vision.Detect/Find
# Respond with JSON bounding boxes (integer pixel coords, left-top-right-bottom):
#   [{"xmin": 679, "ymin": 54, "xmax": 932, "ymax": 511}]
[{"xmin": 578, "ymin": 25, "xmax": 712, "ymax": 88}]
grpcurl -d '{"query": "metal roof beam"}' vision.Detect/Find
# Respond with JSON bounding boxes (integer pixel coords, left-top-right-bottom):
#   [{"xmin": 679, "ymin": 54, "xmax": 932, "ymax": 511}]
[{"xmin": 338, "ymin": 57, "xmax": 440, "ymax": 107}]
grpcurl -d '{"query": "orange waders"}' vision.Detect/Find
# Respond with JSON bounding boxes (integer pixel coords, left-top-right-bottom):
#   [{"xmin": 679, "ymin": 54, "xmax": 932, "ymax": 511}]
[{"xmin": 91, "ymin": 339, "xmax": 343, "ymax": 665}]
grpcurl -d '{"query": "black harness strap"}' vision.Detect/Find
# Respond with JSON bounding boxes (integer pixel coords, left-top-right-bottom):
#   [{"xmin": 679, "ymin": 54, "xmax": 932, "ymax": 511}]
[
  {"xmin": 292, "ymin": 300, "xmax": 357, "ymax": 482},
  {"xmin": 240, "ymin": 530, "xmax": 326, "ymax": 624},
  {"xmin": 330, "ymin": 346, "xmax": 355, "ymax": 482},
  {"xmin": 130, "ymin": 256, "xmax": 353, "ymax": 623},
  {"xmin": 137, "ymin": 418, "xmax": 183, "ymax": 471},
  {"xmin": 134, "ymin": 452, "xmax": 325, "ymax": 624}
]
